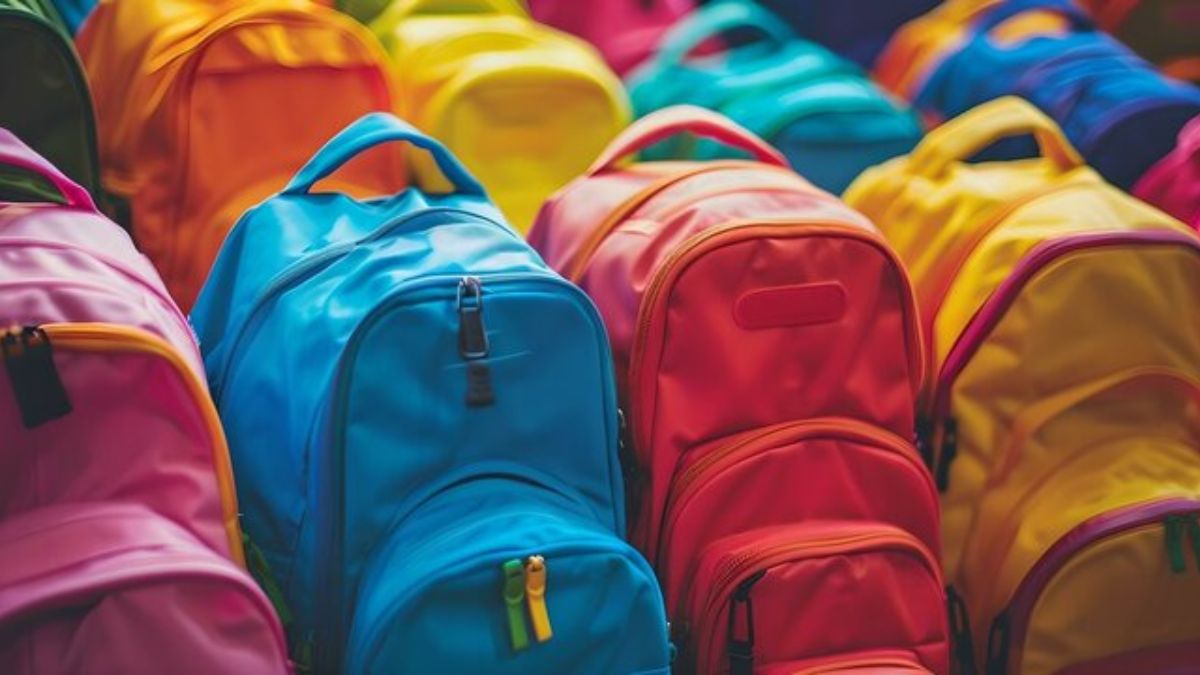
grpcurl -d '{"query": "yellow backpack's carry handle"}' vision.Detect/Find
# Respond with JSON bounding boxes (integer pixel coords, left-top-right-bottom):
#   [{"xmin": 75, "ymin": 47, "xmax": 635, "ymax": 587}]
[{"xmin": 908, "ymin": 96, "xmax": 1084, "ymax": 178}]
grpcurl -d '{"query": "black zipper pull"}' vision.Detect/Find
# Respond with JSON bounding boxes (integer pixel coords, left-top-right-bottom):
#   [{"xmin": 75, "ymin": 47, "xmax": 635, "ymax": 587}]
[
  {"xmin": 935, "ymin": 416, "xmax": 958, "ymax": 492},
  {"xmin": 727, "ymin": 570, "xmax": 766, "ymax": 675},
  {"xmin": 457, "ymin": 277, "xmax": 494, "ymax": 407},
  {"xmin": 2, "ymin": 326, "xmax": 71, "ymax": 428},
  {"xmin": 915, "ymin": 415, "xmax": 934, "ymax": 469},
  {"xmin": 985, "ymin": 612, "xmax": 1010, "ymax": 675},
  {"xmin": 947, "ymin": 585, "xmax": 979, "ymax": 675}
]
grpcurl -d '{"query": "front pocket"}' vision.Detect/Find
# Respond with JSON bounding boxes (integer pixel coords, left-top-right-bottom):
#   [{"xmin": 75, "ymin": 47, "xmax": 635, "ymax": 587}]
[
  {"xmin": 0, "ymin": 502, "xmax": 289, "ymax": 674},
  {"xmin": 680, "ymin": 521, "xmax": 948, "ymax": 675},
  {"xmin": 656, "ymin": 418, "xmax": 939, "ymax": 612},
  {"xmin": 344, "ymin": 477, "xmax": 669, "ymax": 675}
]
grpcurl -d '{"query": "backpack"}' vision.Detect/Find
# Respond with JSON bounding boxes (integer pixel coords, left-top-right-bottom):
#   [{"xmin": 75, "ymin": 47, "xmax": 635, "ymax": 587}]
[
  {"xmin": 750, "ymin": 0, "xmax": 941, "ymax": 68},
  {"xmin": 191, "ymin": 113, "xmax": 671, "ymax": 674},
  {"xmin": 0, "ymin": 0, "xmax": 102, "ymax": 201},
  {"xmin": 873, "ymin": 0, "xmax": 1200, "ymax": 190},
  {"xmin": 627, "ymin": 0, "xmax": 923, "ymax": 195},
  {"xmin": 1077, "ymin": 0, "xmax": 1200, "ymax": 83},
  {"xmin": 47, "ymin": 0, "xmax": 93, "ymax": 33},
  {"xmin": 0, "ymin": 130, "xmax": 289, "ymax": 673},
  {"xmin": 1135, "ymin": 114, "xmax": 1200, "ymax": 231},
  {"xmin": 369, "ymin": 0, "xmax": 629, "ymax": 233},
  {"xmin": 845, "ymin": 97, "xmax": 1200, "ymax": 674},
  {"xmin": 76, "ymin": 0, "xmax": 404, "ymax": 310},
  {"xmin": 525, "ymin": 0, "xmax": 695, "ymax": 75},
  {"xmin": 528, "ymin": 106, "xmax": 949, "ymax": 674}
]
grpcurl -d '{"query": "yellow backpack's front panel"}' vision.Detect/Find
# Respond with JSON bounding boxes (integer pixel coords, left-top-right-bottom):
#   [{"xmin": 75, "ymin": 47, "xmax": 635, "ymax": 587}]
[
  {"xmin": 372, "ymin": 12, "xmax": 629, "ymax": 233},
  {"xmin": 940, "ymin": 244, "xmax": 1200, "ymax": 578}
]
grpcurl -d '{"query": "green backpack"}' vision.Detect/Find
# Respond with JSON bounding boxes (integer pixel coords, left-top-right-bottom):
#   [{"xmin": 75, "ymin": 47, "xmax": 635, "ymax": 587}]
[{"xmin": 0, "ymin": 0, "xmax": 101, "ymax": 202}]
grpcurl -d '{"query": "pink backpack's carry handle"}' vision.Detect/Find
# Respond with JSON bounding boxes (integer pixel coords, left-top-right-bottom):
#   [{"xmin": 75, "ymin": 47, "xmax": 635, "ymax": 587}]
[
  {"xmin": 0, "ymin": 128, "xmax": 96, "ymax": 211},
  {"xmin": 587, "ymin": 104, "xmax": 789, "ymax": 175}
]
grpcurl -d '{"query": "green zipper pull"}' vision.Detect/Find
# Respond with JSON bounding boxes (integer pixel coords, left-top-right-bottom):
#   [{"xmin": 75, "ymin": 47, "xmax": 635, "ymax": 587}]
[
  {"xmin": 502, "ymin": 559, "xmax": 530, "ymax": 652},
  {"xmin": 1185, "ymin": 514, "xmax": 1200, "ymax": 573},
  {"xmin": 242, "ymin": 531, "xmax": 293, "ymax": 626},
  {"xmin": 1165, "ymin": 515, "xmax": 1187, "ymax": 574}
]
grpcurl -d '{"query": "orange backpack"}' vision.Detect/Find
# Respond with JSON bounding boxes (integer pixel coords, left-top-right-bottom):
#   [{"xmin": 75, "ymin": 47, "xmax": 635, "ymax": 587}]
[{"xmin": 78, "ymin": 0, "xmax": 405, "ymax": 309}]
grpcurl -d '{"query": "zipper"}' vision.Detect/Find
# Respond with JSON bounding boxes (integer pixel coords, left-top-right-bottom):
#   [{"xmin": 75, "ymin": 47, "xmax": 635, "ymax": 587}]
[
  {"xmin": 320, "ymin": 273, "xmax": 623, "ymax": 670},
  {"xmin": 457, "ymin": 276, "xmax": 494, "ymax": 407},
  {"xmin": 656, "ymin": 418, "xmax": 935, "ymax": 566},
  {"xmin": 563, "ymin": 161, "xmax": 772, "ymax": 281},
  {"xmin": 628, "ymin": 220, "xmax": 923, "ymax": 460},
  {"xmin": 210, "ymin": 207, "xmax": 509, "ymax": 402},
  {"xmin": 726, "ymin": 570, "xmax": 765, "ymax": 675},
  {"xmin": 693, "ymin": 528, "xmax": 939, "ymax": 673},
  {"xmin": 14, "ymin": 323, "xmax": 244, "ymax": 566},
  {"xmin": 947, "ymin": 585, "xmax": 979, "ymax": 675},
  {"xmin": 929, "ymin": 231, "xmax": 1200, "ymax": 486},
  {"xmin": 984, "ymin": 498, "xmax": 1200, "ymax": 675},
  {"xmin": 502, "ymin": 558, "xmax": 530, "ymax": 651},
  {"xmin": 524, "ymin": 555, "xmax": 553, "ymax": 643},
  {"xmin": 1, "ymin": 326, "xmax": 71, "ymax": 428},
  {"xmin": 792, "ymin": 652, "xmax": 928, "ymax": 674}
]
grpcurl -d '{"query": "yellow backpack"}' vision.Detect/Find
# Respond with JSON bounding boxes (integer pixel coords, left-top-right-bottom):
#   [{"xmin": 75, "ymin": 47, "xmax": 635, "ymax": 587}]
[
  {"xmin": 846, "ymin": 97, "xmax": 1200, "ymax": 674},
  {"xmin": 370, "ymin": 0, "xmax": 630, "ymax": 233}
]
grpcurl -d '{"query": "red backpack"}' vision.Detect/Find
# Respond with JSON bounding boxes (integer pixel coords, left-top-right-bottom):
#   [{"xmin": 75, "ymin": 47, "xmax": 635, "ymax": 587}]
[{"xmin": 528, "ymin": 106, "xmax": 951, "ymax": 674}]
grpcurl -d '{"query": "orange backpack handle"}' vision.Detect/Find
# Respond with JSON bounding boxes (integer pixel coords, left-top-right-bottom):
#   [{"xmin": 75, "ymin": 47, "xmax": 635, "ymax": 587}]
[
  {"xmin": 908, "ymin": 96, "xmax": 1084, "ymax": 178},
  {"xmin": 586, "ymin": 105, "xmax": 788, "ymax": 175}
]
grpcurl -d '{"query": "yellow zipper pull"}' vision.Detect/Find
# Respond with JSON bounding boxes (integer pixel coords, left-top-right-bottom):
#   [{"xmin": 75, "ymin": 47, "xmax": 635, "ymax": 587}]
[
  {"xmin": 525, "ymin": 555, "xmax": 553, "ymax": 643},
  {"xmin": 502, "ymin": 559, "xmax": 530, "ymax": 651}
]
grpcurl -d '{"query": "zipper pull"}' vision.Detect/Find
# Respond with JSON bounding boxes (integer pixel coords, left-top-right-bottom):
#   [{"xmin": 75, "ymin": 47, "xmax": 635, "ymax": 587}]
[
  {"xmin": 985, "ymin": 612, "xmax": 1010, "ymax": 675},
  {"xmin": 2, "ymin": 326, "xmax": 71, "ymax": 428},
  {"xmin": 915, "ymin": 415, "xmax": 934, "ymax": 469},
  {"xmin": 1165, "ymin": 515, "xmax": 1187, "ymax": 573},
  {"xmin": 502, "ymin": 559, "xmax": 529, "ymax": 652},
  {"xmin": 935, "ymin": 416, "xmax": 958, "ymax": 492},
  {"xmin": 525, "ymin": 555, "xmax": 553, "ymax": 643},
  {"xmin": 242, "ymin": 531, "xmax": 293, "ymax": 627},
  {"xmin": 457, "ymin": 277, "xmax": 494, "ymax": 407},
  {"xmin": 946, "ymin": 586, "xmax": 979, "ymax": 675},
  {"xmin": 726, "ymin": 570, "xmax": 765, "ymax": 675},
  {"xmin": 1185, "ymin": 514, "xmax": 1200, "ymax": 573}
]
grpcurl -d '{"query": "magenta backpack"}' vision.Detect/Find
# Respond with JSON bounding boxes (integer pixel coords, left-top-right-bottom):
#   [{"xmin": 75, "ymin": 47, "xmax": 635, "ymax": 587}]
[
  {"xmin": 0, "ymin": 129, "xmax": 290, "ymax": 674},
  {"xmin": 1135, "ymin": 114, "xmax": 1200, "ymax": 231},
  {"xmin": 525, "ymin": 0, "xmax": 693, "ymax": 74}
]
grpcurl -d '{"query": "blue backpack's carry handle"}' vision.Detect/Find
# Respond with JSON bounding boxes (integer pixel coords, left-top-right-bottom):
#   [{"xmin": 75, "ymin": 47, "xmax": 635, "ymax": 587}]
[
  {"xmin": 654, "ymin": 0, "xmax": 795, "ymax": 70},
  {"xmin": 284, "ymin": 112, "xmax": 486, "ymax": 197}
]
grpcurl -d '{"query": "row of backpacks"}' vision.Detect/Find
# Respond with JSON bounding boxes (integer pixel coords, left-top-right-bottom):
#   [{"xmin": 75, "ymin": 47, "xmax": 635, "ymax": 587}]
[{"xmin": 1, "ymin": 0, "xmax": 1199, "ymax": 674}]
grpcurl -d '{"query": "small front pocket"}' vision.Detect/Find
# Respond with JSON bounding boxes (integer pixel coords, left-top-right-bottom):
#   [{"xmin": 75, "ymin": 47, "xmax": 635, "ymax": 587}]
[
  {"xmin": 656, "ymin": 418, "xmax": 939, "ymax": 613},
  {"xmin": 344, "ymin": 477, "xmax": 669, "ymax": 675},
  {"xmin": 679, "ymin": 521, "xmax": 948, "ymax": 675}
]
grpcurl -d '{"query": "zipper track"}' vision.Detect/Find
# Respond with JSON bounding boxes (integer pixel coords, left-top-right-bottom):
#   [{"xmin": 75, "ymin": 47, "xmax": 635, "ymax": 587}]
[
  {"xmin": 995, "ymin": 498, "xmax": 1200, "ymax": 673},
  {"xmin": 35, "ymin": 322, "xmax": 244, "ymax": 567},
  {"xmin": 656, "ymin": 417, "xmax": 935, "ymax": 565},
  {"xmin": 628, "ymin": 220, "xmax": 923, "ymax": 459},
  {"xmin": 930, "ymin": 230, "xmax": 1200, "ymax": 476},
  {"xmin": 209, "ymin": 207, "xmax": 507, "ymax": 402}
]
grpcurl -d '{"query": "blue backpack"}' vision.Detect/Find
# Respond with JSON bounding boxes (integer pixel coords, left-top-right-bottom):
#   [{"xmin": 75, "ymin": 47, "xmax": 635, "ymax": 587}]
[
  {"xmin": 191, "ymin": 113, "xmax": 670, "ymax": 674},
  {"xmin": 912, "ymin": 0, "xmax": 1200, "ymax": 190},
  {"xmin": 627, "ymin": 0, "xmax": 922, "ymax": 194}
]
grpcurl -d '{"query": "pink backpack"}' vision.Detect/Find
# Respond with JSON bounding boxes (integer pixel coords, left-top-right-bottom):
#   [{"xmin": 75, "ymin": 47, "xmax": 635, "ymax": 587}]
[
  {"xmin": 1134, "ymin": 114, "xmax": 1200, "ymax": 230},
  {"xmin": 0, "ymin": 129, "xmax": 290, "ymax": 674},
  {"xmin": 525, "ymin": 0, "xmax": 693, "ymax": 74}
]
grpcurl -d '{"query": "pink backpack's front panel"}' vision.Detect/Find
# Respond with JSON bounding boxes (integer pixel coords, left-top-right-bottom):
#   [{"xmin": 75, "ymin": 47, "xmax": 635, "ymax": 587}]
[{"xmin": 0, "ymin": 503, "xmax": 290, "ymax": 675}]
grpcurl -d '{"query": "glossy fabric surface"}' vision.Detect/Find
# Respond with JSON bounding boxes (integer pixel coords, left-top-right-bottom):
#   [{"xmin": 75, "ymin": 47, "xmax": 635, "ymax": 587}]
[
  {"xmin": 874, "ymin": 0, "xmax": 1200, "ymax": 189},
  {"xmin": 526, "ymin": 0, "xmax": 693, "ymax": 75},
  {"xmin": 0, "ymin": 129, "xmax": 241, "ymax": 563},
  {"xmin": 0, "ymin": 502, "xmax": 289, "ymax": 674},
  {"xmin": 77, "ymin": 0, "xmax": 402, "ymax": 309},
  {"xmin": 192, "ymin": 113, "xmax": 661, "ymax": 672},
  {"xmin": 627, "ymin": 0, "xmax": 921, "ymax": 194}
]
